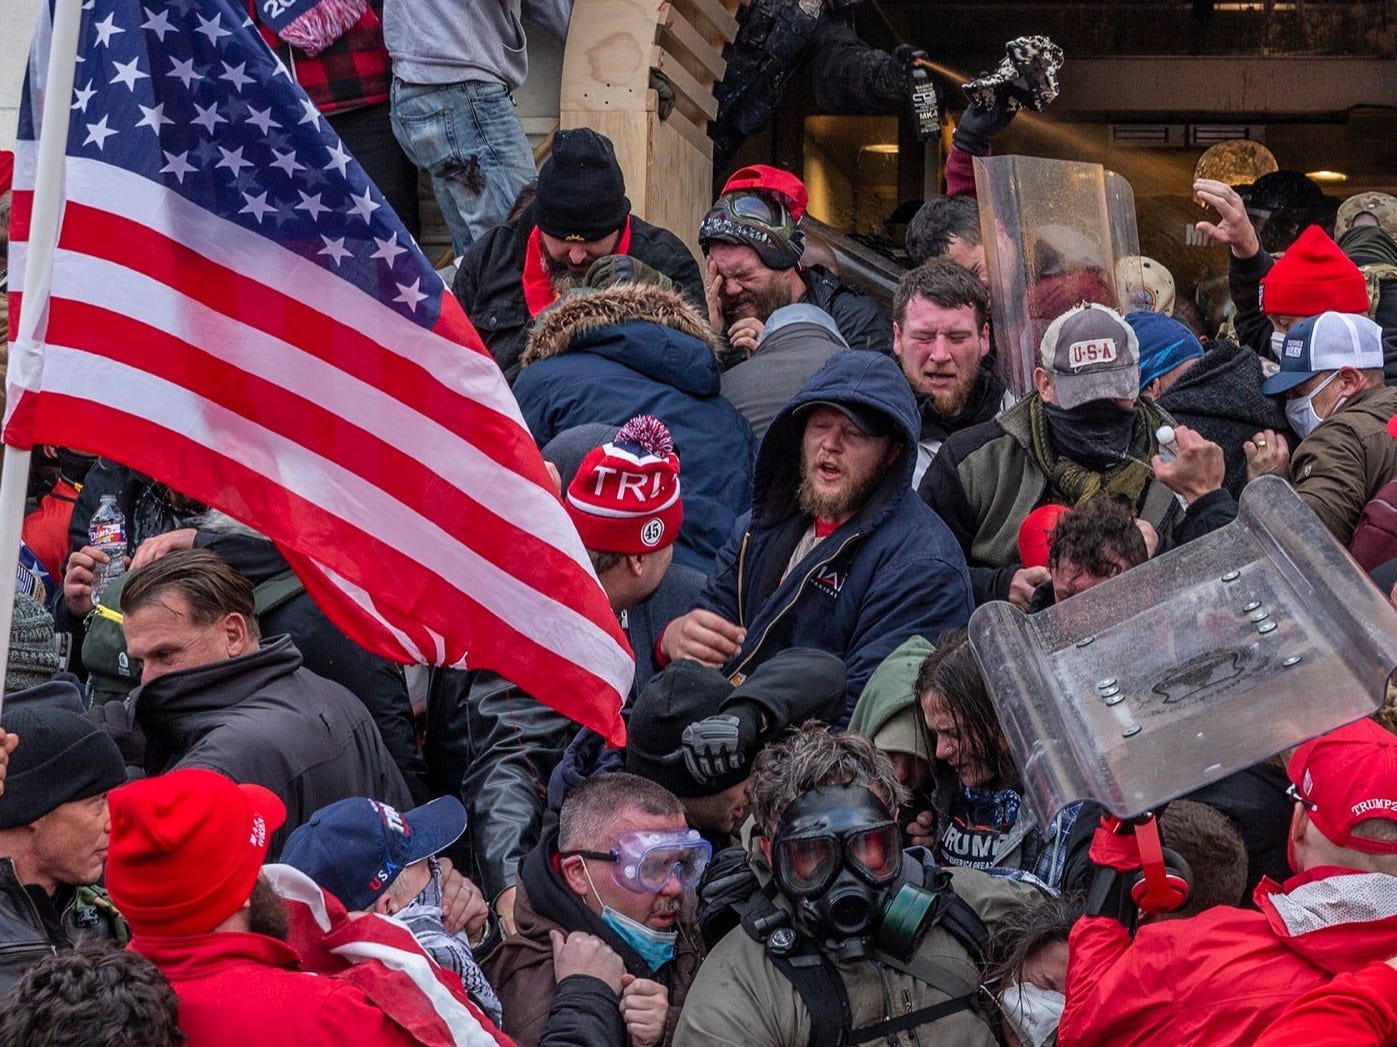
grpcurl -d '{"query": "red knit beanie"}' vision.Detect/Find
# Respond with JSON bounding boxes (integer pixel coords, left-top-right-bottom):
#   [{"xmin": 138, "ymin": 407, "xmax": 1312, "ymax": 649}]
[
  {"xmin": 106, "ymin": 768, "xmax": 286, "ymax": 937},
  {"xmin": 566, "ymin": 416, "xmax": 682, "ymax": 555},
  {"xmin": 1018, "ymin": 504, "xmax": 1070, "ymax": 570},
  {"xmin": 1259, "ymin": 225, "xmax": 1370, "ymax": 316}
]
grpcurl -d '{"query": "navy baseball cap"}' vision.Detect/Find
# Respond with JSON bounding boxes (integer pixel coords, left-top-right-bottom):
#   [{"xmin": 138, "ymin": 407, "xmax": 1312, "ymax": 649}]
[
  {"xmin": 280, "ymin": 796, "xmax": 467, "ymax": 912},
  {"xmin": 1261, "ymin": 311, "xmax": 1384, "ymax": 395}
]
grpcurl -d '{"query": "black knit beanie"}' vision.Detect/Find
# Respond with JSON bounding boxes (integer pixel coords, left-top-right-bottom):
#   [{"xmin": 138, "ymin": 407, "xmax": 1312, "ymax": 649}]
[
  {"xmin": 626, "ymin": 660, "xmax": 744, "ymax": 798},
  {"xmin": 534, "ymin": 129, "xmax": 631, "ymax": 242},
  {"xmin": 0, "ymin": 706, "xmax": 127, "ymax": 828}
]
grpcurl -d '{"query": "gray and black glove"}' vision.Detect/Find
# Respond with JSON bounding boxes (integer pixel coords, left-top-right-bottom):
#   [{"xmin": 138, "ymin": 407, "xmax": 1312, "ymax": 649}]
[{"xmin": 679, "ymin": 702, "xmax": 763, "ymax": 786}]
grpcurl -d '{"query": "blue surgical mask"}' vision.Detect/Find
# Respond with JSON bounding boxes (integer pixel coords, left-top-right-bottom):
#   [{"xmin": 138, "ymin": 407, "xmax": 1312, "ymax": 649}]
[
  {"xmin": 1284, "ymin": 371, "xmax": 1343, "ymax": 439},
  {"xmin": 601, "ymin": 906, "xmax": 678, "ymax": 970},
  {"xmin": 581, "ymin": 861, "xmax": 678, "ymax": 970}
]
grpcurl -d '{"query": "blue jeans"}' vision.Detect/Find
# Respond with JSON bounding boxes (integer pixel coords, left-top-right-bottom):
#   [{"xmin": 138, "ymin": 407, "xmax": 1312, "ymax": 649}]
[{"xmin": 389, "ymin": 79, "xmax": 536, "ymax": 256}]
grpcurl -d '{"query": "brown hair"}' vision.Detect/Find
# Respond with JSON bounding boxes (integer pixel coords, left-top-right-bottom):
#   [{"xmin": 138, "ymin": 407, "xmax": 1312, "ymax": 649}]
[
  {"xmin": 559, "ymin": 772, "xmax": 684, "ymax": 851},
  {"xmin": 893, "ymin": 259, "xmax": 990, "ymax": 329},
  {"xmin": 0, "ymin": 939, "xmax": 185, "ymax": 1047},
  {"xmin": 914, "ymin": 629, "xmax": 1019, "ymax": 789},
  {"xmin": 1047, "ymin": 497, "xmax": 1148, "ymax": 578},
  {"xmin": 749, "ymin": 722, "xmax": 907, "ymax": 836},
  {"xmin": 120, "ymin": 548, "xmax": 260, "ymax": 642},
  {"xmin": 1158, "ymin": 800, "xmax": 1248, "ymax": 918}
]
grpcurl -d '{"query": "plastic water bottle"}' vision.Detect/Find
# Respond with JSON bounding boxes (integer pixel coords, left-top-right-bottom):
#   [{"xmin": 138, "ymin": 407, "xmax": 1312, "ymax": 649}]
[
  {"xmin": 88, "ymin": 495, "xmax": 127, "ymax": 602},
  {"xmin": 1155, "ymin": 425, "xmax": 1180, "ymax": 464},
  {"xmin": 1155, "ymin": 425, "xmax": 1189, "ymax": 508}
]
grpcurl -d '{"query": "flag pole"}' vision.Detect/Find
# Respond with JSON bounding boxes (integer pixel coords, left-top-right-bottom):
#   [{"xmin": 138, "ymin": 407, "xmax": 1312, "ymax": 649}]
[{"xmin": 0, "ymin": 0, "xmax": 86, "ymax": 719}]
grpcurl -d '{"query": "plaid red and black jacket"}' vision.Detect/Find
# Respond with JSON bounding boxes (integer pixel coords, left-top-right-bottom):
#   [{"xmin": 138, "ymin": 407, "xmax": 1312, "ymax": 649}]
[{"xmin": 250, "ymin": 0, "xmax": 391, "ymax": 114}]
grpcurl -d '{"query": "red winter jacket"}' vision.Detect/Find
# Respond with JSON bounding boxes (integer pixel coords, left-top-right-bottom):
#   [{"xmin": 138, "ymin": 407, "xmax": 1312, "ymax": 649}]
[
  {"xmin": 1253, "ymin": 960, "xmax": 1397, "ymax": 1047},
  {"xmin": 133, "ymin": 930, "xmax": 434, "ymax": 1046},
  {"xmin": 1058, "ymin": 867, "xmax": 1397, "ymax": 1047}
]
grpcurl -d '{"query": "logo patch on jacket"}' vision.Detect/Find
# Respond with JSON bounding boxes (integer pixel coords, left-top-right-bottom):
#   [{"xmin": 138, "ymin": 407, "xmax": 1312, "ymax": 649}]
[{"xmin": 812, "ymin": 566, "xmax": 844, "ymax": 598}]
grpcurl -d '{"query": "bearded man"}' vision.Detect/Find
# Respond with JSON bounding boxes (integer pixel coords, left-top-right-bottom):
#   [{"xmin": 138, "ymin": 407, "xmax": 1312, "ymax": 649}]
[
  {"xmin": 106, "ymin": 768, "xmax": 458, "ymax": 1046},
  {"xmin": 452, "ymin": 128, "xmax": 704, "ymax": 380},
  {"xmin": 698, "ymin": 167, "xmax": 891, "ymax": 357},
  {"xmin": 660, "ymin": 351, "xmax": 973, "ymax": 721},
  {"xmin": 892, "ymin": 261, "xmax": 1014, "ymax": 487}
]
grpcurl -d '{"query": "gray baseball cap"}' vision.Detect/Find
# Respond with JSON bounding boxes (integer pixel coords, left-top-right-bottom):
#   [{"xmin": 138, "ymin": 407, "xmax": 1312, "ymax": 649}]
[{"xmin": 1038, "ymin": 303, "xmax": 1140, "ymax": 410}]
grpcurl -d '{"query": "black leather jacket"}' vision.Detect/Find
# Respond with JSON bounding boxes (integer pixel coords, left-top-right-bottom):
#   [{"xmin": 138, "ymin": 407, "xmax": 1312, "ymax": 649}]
[
  {"xmin": 0, "ymin": 858, "xmax": 127, "ymax": 994},
  {"xmin": 425, "ymin": 563, "xmax": 706, "ymax": 902}
]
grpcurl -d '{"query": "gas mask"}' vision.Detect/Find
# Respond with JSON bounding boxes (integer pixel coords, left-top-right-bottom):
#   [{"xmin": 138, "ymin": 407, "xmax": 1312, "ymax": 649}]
[{"xmin": 772, "ymin": 785, "xmax": 902, "ymax": 960}]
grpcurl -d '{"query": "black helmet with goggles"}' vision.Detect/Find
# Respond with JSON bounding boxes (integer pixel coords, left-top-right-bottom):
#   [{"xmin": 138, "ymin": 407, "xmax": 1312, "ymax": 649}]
[{"xmin": 699, "ymin": 191, "xmax": 804, "ymax": 271}]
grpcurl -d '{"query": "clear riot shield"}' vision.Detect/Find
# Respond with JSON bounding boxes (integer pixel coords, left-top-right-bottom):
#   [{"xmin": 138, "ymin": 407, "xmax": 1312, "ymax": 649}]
[
  {"xmin": 968, "ymin": 476, "xmax": 1397, "ymax": 827},
  {"xmin": 973, "ymin": 156, "xmax": 1141, "ymax": 398}
]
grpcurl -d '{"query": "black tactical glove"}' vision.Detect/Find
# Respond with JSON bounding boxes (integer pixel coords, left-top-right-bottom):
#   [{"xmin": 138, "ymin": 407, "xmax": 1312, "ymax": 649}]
[
  {"xmin": 679, "ymin": 701, "xmax": 762, "ymax": 786},
  {"xmin": 892, "ymin": 43, "xmax": 920, "ymax": 76},
  {"xmin": 696, "ymin": 844, "xmax": 761, "ymax": 950}
]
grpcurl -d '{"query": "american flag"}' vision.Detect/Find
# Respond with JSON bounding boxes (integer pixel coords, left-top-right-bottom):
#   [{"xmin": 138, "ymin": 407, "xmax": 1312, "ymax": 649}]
[{"xmin": 7, "ymin": 0, "xmax": 633, "ymax": 743}]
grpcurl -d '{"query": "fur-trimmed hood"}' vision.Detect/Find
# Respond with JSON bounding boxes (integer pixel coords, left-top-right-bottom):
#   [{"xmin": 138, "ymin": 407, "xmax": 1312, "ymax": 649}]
[{"xmin": 520, "ymin": 283, "xmax": 718, "ymax": 367}]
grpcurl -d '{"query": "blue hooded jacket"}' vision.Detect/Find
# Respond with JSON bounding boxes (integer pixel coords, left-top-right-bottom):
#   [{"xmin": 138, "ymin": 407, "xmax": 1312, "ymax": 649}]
[
  {"xmin": 513, "ymin": 285, "xmax": 757, "ymax": 571},
  {"xmin": 694, "ymin": 351, "xmax": 974, "ymax": 716}
]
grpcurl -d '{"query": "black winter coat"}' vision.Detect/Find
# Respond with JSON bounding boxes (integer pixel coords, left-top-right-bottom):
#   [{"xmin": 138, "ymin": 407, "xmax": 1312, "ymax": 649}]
[
  {"xmin": 194, "ymin": 529, "xmax": 424, "ymax": 794},
  {"xmin": 711, "ymin": 0, "xmax": 904, "ymax": 171},
  {"xmin": 799, "ymin": 265, "xmax": 892, "ymax": 356},
  {"xmin": 1156, "ymin": 338, "xmax": 1292, "ymax": 497},
  {"xmin": 425, "ymin": 561, "xmax": 707, "ymax": 901},
  {"xmin": 451, "ymin": 204, "xmax": 705, "ymax": 380},
  {"xmin": 135, "ymin": 636, "xmax": 413, "ymax": 856}
]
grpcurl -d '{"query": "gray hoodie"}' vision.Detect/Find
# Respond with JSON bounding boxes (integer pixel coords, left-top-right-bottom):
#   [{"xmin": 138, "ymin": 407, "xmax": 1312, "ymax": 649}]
[{"xmin": 385, "ymin": 0, "xmax": 533, "ymax": 87}]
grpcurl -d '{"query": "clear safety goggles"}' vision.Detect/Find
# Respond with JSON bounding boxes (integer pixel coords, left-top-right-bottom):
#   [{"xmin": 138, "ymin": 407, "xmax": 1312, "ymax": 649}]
[{"xmin": 563, "ymin": 828, "xmax": 712, "ymax": 893}]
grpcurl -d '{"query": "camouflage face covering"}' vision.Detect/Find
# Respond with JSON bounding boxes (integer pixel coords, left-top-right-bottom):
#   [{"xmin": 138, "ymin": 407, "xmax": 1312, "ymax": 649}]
[{"xmin": 962, "ymin": 35, "xmax": 1064, "ymax": 115}]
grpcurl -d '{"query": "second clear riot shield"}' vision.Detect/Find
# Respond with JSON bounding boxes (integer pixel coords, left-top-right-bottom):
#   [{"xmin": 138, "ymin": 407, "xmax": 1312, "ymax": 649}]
[
  {"xmin": 973, "ymin": 155, "xmax": 1142, "ymax": 398},
  {"xmin": 969, "ymin": 477, "xmax": 1397, "ymax": 827}
]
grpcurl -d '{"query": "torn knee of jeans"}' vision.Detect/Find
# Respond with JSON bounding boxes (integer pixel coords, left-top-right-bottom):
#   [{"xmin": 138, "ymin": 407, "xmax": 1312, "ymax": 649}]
[{"xmin": 439, "ymin": 155, "xmax": 486, "ymax": 196}]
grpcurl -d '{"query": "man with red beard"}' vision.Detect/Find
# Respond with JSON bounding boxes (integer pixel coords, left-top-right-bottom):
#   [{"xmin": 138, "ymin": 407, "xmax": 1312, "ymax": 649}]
[
  {"xmin": 659, "ymin": 351, "xmax": 973, "ymax": 721},
  {"xmin": 487, "ymin": 773, "xmax": 705, "ymax": 1047},
  {"xmin": 893, "ymin": 260, "xmax": 1014, "ymax": 488},
  {"xmin": 452, "ymin": 128, "xmax": 704, "ymax": 379}
]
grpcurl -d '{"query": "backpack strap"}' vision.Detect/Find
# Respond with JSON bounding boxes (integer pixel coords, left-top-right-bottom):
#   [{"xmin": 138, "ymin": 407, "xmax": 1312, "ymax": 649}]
[
  {"xmin": 848, "ymin": 995, "xmax": 978, "ymax": 1045},
  {"xmin": 253, "ymin": 569, "xmax": 305, "ymax": 617},
  {"xmin": 735, "ymin": 888, "xmax": 851, "ymax": 1047}
]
